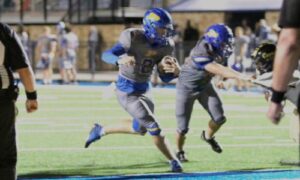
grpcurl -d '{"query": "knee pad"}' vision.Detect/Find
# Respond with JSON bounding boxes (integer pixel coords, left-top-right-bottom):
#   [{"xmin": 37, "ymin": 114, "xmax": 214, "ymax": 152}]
[
  {"xmin": 213, "ymin": 116, "xmax": 227, "ymax": 125},
  {"xmin": 177, "ymin": 128, "xmax": 189, "ymax": 135},
  {"xmin": 146, "ymin": 122, "xmax": 161, "ymax": 136},
  {"xmin": 132, "ymin": 119, "xmax": 147, "ymax": 135}
]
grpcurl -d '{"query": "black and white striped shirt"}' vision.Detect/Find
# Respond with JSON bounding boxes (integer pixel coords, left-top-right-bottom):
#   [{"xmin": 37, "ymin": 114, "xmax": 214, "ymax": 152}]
[{"xmin": 0, "ymin": 23, "xmax": 29, "ymax": 90}]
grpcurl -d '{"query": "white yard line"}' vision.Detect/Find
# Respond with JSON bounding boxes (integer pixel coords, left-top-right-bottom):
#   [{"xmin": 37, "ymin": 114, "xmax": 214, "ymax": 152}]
[
  {"xmin": 16, "ymin": 126, "xmax": 289, "ymax": 133},
  {"xmin": 17, "ymin": 113, "xmax": 268, "ymax": 122},
  {"xmin": 19, "ymin": 143, "xmax": 299, "ymax": 152}
]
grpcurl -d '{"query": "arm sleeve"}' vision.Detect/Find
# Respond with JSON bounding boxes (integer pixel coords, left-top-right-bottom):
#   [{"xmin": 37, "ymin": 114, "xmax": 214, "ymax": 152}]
[
  {"xmin": 101, "ymin": 30, "xmax": 131, "ymax": 65},
  {"xmin": 159, "ymin": 73, "xmax": 176, "ymax": 83},
  {"xmin": 192, "ymin": 56, "xmax": 213, "ymax": 70},
  {"xmin": 101, "ymin": 43, "xmax": 126, "ymax": 65},
  {"xmin": 0, "ymin": 23, "xmax": 29, "ymax": 70}
]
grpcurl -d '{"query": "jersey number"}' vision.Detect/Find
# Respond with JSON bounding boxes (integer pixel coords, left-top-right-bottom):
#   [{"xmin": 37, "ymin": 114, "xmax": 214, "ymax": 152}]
[{"xmin": 139, "ymin": 58, "xmax": 154, "ymax": 74}]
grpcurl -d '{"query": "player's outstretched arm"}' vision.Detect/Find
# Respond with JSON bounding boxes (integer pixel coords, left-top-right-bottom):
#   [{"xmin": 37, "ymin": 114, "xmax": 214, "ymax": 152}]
[{"xmin": 204, "ymin": 62, "xmax": 250, "ymax": 81}]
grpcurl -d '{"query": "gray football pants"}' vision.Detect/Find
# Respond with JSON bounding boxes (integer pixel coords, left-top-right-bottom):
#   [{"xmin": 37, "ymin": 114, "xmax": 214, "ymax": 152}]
[
  {"xmin": 0, "ymin": 100, "xmax": 17, "ymax": 180},
  {"xmin": 115, "ymin": 89, "xmax": 161, "ymax": 135},
  {"xmin": 176, "ymin": 84, "xmax": 226, "ymax": 134}
]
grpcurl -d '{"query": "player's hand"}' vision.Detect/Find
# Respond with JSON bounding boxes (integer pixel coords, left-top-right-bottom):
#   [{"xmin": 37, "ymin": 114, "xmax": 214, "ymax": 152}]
[
  {"xmin": 162, "ymin": 57, "xmax": 181, "ymax": 76},
  {"xmin": 26, "ymin": 99, "xmax": 38, "ymax": 113},
  {"xmin": 118, "ymin": 56, "xmax": 135, "ymax": 66},
  {"xmin": 216, "ymin": 81, "xmax": 226, "ymax": 89},
  {"xmin": 264, "ymin": 91, "xmax": 271, "ymax": 102},
  {"xmin": 239, "ymin": 74, "xmax": 253, "ymax": 82},
  {"xmin": 267, "ymin": 102, "xmax": 284, "ymax": 125}
]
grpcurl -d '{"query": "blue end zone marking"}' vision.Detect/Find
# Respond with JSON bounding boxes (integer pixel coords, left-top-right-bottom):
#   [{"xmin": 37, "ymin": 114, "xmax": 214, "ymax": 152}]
[{"xmin": 19, "ymin": 170, "xmax": 300, "ymax": 180}]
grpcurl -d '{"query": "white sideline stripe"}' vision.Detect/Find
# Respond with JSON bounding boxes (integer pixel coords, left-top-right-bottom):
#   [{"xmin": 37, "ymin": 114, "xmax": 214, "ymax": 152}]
[
  {"xmin": 17, "ymin": 126, "xmax": 289, "ymax": 133},
  {"xmin": 17, "ymin": 113, "xmax": 267, "ymax": 122},
  {"xmin": 16, "ymin": 105, "xmax": 271, "ymax": 112},
  {"xmin": 19, "ymin": 143, "xmax": 298, "ymax": 152},
  {"xmin": 233, "ymin": 136, "xmax": 274, "ymax": 140}
]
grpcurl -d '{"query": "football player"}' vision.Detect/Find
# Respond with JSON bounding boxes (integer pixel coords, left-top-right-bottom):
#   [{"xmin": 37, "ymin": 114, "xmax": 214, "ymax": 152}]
[
  {"xmin": 175, "ymin": 24, "xmax": 251, "ymax": 162},
  {"xmin": 84, "ymin": 8, "xmax": 182, "ymax": 172},
  {"xmin": 251, "ymin": 43, "xmax": 300, "ymax": 142}
]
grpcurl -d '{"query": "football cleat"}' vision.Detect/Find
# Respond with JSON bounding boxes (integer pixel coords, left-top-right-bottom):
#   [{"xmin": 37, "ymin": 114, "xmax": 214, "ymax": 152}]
[
  {"xmin": 170, "ymin": 160, "xmax": 183, "ymax": 173},
  {"xmin": 85, "ymin": 123, "xmax": 103, "ymax": 148},
  {"xmin": 176, "ymin": 151, "xmax": 188, "ymax": 162},
  {"xmin": 201, "ymin": 131, "xmax": 223, "ymax": 153}
]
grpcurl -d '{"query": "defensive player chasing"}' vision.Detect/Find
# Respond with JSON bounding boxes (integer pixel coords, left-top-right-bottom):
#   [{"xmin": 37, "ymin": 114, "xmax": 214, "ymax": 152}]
[
  {"xmin": 175, "ymin": 24, "xmax": 251, "ymax": 162},
  {"xmin": 84, "ymin": 8, "xmax": 182, "ymax": 172},
  {"xmin": 251, "ymin": 42, "xmax": 300, "ymax": 142}
]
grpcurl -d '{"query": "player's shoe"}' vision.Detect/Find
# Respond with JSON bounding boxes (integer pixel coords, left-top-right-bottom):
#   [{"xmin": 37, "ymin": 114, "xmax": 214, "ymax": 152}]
[
  {"xmin": 201, "ymin": 130, "xmax": 222, "ymax": 153},
  {"xmin": 176, "ymin": 151, "xmax": 188, "ymax": 162},
  {"xmin": 170, "ymin": 160, "xmax": 183, "ymax": 173},
  {"xmin": 85, "ymin": 123, "xmax": 103, "ymax": 148}
]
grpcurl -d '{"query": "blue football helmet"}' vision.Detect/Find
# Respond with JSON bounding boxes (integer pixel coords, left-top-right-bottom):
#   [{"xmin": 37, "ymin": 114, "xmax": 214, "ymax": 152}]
[
  {"xmin": 204, "ymin": 24, "xmax": 234, "ymax": 59},
  {"xmin": 143, "ymin": 8, "xmax": 174, "ymax": 46}
]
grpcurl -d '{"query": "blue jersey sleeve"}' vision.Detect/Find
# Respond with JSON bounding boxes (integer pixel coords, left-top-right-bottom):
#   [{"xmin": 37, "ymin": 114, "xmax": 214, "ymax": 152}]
[
  {"xmin": 101, "ymin": 43, "xmax": 126, "ymax": 65},
  {"xmin": 192, "ymin": 56, "xmax": 213, "ymax": 70},
  {"xmin": 102, "ymin": 29, "xmax": 131, "ymax": 65},
  {"xmin": 159, "ymin": 73, "xmax": 176, "ymax": 83}
]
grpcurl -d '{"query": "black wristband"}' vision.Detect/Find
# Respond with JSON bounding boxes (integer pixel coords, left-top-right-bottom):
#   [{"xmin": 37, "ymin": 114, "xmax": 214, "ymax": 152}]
[
  {"xmin": 26, "ymin": 91, "xmax": 37, "ymax": 100},
  {"xmin": 271, "ymin": 89, "xmax": 286, "ymax": 104}
]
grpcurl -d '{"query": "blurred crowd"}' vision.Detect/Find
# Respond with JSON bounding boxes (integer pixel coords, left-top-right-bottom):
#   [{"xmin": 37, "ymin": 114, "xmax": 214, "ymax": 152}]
[
  {"xmin": 15, "ymin": 22, "xmax": 104, "ymax": 85},
  {"xmin": 15, "ymin": 18, "xmax": 280, "ymax": 90}
]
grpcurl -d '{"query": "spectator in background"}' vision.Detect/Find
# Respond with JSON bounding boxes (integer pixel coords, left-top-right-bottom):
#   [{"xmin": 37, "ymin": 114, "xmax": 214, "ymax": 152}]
[
  {"xmin": 16, "ymin": 24, "xmax": 31, "ymax": 64},
  {"xmin": 56, "ymin": 21, "xmax": 67, "ymax": 84},
  {"xmin": 241, "ymin": 19, "xmax": 251, "ymax": 33},
  {"xmin": 36, "ymin": 26, "xmax": 57, "ymax": 85},
  {"xmin": 61, "ymin": 24, "xmax": 79, "ymax": 84},
  {"xmin": 234, "ymin": 26, "xmax": 249, "ymax": 66},
  {"xmin": 257, "ymin": 19, "xmax": 271, "ymax": 44},
  {"xmin": 183, "ymin": 20, "xmax": 199, "ymax": 58},
  {"xmin": 244, "ymin": 27, "xmax": 257, "ymax": 59},
  {"xmin": 232, "ymin": 26, "xmax": 249, "ymax": 91},
  {"xmin": 88, "ymin": 26, "xmax": 100, "ymax": 81},
  {"xmin": 268, "ymin": 23, "xmax": 281, "ymax": 43}
]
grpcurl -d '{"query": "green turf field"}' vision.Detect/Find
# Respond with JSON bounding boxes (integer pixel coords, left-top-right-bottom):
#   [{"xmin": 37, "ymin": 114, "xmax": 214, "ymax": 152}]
[{"xmin": 16, "ymin": 85, "xmax": 299, "ymax": 178}]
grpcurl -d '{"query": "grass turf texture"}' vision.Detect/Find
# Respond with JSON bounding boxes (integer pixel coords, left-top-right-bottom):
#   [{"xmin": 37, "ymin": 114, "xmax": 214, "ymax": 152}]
[{"xmin": 15, "ymin": 85, "xmax": 299, "ymax": 178}]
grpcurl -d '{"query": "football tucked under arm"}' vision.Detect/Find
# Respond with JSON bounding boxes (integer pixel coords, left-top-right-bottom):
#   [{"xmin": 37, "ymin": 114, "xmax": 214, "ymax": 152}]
[{"xmin": 157, "ymin": 56, "xmax": 181, "ymax": 77}]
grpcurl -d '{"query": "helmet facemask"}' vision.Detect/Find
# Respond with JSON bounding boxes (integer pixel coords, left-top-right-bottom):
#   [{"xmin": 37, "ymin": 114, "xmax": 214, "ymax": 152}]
[
  {"xmin": 204, "ymin": 24, "xmax": 234, "ymax": 60},
  {"xmin": 251, "ymin": 43, "xmax": 276, "ymax": 75},
  {"xmin": 143, "ymin": 8, "xmax": 174, "ymax": 46}
]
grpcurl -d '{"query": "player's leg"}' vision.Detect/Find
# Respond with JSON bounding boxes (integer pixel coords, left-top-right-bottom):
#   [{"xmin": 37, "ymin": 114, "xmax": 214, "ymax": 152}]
[
  {"xmin": 47, "ymin": 56, "xmax": 53, "ymax": 84},
  {"xmin": 84, "ymin": 118, "xmax": 143, "ymax": 148},
  {"xmin": 85, "ymin": 91, "xmax": 145, "ymax": 148},
  {"xmin": 175, "ymin": 89, "xmax": 196, "ymax": 162},
  {"xmin": 198, "ymin": 84, "xmax": 226, "ymax": 153},
  {"xmin": 125, "ymin": 93, "xmax": 182, "ymax": 172},
  {"xmin": 0, "ymin": 100, "xmax": 17, "ymax": 180},
  {"xmin": 58, "ymin": 57, "xmax": 66, "ymax": 84},
  {"xmin": 70, "ymin": 55, "xmax": 77, "ymax": 83}
]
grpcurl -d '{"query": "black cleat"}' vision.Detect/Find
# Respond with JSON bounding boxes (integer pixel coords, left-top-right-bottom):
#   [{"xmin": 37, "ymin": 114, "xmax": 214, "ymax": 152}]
[
  {"xmin": 201, "ymin": 131, "xmax": 222, "ymax": 153},
  {"xmin": 176, "ymin": 151, "xmax": 188, "ymax": 162}
]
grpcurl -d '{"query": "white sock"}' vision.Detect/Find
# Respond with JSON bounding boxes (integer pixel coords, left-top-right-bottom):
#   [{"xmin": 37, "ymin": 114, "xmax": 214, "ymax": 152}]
[
  {"xmin": 100, "ymin": 128, "xmax": 106, "ymax": 136},
  {"xmin": 205, "ymin": 131, "xmax": 212, "ymax": 139}
]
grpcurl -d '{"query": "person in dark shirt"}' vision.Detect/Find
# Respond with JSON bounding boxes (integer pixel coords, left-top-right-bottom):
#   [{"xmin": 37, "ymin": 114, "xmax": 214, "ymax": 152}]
[{"xmin": 0, "ymin": 23, "xmax": 38, "ymax": 180}]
